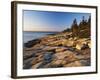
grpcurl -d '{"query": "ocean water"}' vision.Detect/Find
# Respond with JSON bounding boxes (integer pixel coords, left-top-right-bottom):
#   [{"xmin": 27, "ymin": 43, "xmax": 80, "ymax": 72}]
[{"xmin": 23, "ymin": 31, "xmax": 57, "ymax": 43}]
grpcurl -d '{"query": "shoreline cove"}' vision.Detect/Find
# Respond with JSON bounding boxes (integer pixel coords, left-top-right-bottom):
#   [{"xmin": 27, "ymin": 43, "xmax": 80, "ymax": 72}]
[{"xmin": 23, "ymin": 31, "xmax": 58, "ymax": 43}]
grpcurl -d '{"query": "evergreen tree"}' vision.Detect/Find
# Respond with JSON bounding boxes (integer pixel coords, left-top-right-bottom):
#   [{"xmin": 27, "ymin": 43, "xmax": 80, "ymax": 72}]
[
  {"xmin": 78, "ymin": 16, "xmax": 91, "ymax": 38},
  {"xmin": 71, "ymin": 18, "xmax": 79, "ymax": 37},
  {"xmin": 62, "ymin": 28, "xmax": 71, "ymax": 32},
  {"xmin": 62, "ymin": 16, "xmax": 91, "ymax": 38},
  {"xmin": 88, "ymin": 16, "xmax": 91, "ymax": 23},
  {"xmin": 87, "ymin": 16, "xmax": 91, "ymax": 36},
  {"xmin": 79, "ymin": 16, "xmax": 88, "ymax": 30}
]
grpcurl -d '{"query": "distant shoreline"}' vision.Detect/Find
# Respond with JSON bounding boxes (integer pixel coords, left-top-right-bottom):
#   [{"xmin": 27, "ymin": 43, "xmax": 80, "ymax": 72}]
[{"xmin": 23, "ymin": 31, "xmax": 60, "ymax": 33}]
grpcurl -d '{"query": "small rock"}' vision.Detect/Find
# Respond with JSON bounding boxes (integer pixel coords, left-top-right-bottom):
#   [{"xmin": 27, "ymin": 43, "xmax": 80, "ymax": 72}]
[
  {"xmin": 76, "ymin": 43, "xmax": 83, "ymax": 50},
  {"xmin": 55, "ymin": 47, "xmax": 66, "ymax": 52},
  {"xmin": 52, "ymin": 60, "xmax": 62, "ymax": 65},
  {"xmin": 32, "ymin": 62, "xmax": 43, "ymax": 68},
  {"xmin": 81, "ymin": 44, "xmax": 89, "ymax": 50},
  {"xmin": 88, "ymin": 42, "xmax": 91, "ymax": 48},
  {"xmin": 43, "ymin": 52, "xmax": 54, "ymax": 63}
]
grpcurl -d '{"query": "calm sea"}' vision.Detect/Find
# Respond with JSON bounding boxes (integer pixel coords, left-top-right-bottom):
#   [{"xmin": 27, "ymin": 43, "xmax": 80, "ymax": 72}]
[{"xmin": 23, "ymin": 31, "xmax": 57, "ymax": 43}]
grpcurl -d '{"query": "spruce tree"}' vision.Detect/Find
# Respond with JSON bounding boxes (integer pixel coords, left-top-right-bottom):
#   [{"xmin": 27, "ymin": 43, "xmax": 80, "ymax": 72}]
[{"xmin": 71, "ymin": 18, "xmax": 79, "ymax": 37}]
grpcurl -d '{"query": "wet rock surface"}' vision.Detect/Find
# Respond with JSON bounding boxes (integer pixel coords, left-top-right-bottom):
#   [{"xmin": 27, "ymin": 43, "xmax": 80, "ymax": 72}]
[{"xmin": 23, "ymin": 32, "xmax": 91, "ymax": 69}]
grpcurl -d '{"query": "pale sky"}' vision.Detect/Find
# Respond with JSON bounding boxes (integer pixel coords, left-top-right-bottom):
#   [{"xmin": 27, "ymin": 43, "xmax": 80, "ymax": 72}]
[{"xmin": 23, "ymin": 10, "xmax": 90, "ymax": 32}]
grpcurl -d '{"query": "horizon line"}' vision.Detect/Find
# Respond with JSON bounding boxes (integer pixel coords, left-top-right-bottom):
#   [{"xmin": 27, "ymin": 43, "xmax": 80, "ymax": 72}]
[{"xmin": 23, "ymin": 30, "xmax": 61, "ymax": 32}]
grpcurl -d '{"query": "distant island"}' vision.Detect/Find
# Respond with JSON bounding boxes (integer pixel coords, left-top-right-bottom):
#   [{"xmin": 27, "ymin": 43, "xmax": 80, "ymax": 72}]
[{"xmin": 23, "ymin": 16, "xmax": 91, "ymax": 69}]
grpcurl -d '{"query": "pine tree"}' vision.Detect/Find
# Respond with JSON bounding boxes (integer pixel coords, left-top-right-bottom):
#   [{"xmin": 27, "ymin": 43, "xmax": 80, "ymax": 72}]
[
  {"xmin": 78, "ymin": 16, "xmax": 91, "ymax": 38},
  {"xmin": 88, "ymin": 16, "xmax": 91, "ymax": 27},
  {"xmin": 87, "ymin": 16, "xmax": 91, "ymax": 36},
  {"xmin": 71, "ymin": 18, "xmax": 79, "ymax": 37},
  {"xmin": 79, "ymin": 16, "xmax": 88, "ymax": 30}
]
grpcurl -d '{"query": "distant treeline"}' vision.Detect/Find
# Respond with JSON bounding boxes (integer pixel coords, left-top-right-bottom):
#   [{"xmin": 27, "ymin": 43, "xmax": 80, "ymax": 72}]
[{"xmin": 63, "ymin": 16, "xmax": 91, "ymax": 38}]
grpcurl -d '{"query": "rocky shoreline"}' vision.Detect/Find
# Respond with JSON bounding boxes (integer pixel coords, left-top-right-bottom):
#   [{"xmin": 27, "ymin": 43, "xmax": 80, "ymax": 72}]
[{"xmin": 23, "ymin": 32, "xmax": 91, "ymax": 69}]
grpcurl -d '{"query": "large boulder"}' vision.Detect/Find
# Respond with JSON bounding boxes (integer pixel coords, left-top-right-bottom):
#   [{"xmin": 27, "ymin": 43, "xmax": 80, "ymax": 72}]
[
  {"xmin": 62, "ymin": 40, "xmax": 74, "ymax": 47},
  {"xmin": 76, "ymin": 43, "xmax": 89, "ymax": 50}
]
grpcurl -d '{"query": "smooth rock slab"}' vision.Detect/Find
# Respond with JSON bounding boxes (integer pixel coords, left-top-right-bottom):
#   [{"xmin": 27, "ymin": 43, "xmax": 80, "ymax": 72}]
[{"xmin": 64, "ymin": 61, "xmax": 83, "ymax": 67}]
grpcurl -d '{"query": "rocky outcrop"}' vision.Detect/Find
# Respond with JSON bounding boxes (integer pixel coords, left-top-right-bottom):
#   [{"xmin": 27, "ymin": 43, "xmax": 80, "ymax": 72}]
[
  {"xmin": 24, "ymin": 39, "xmax": 41, "ymax": 48},
  {"xmin": 23, "ymin": 32, "xmax": 91, "ymax": 69}
]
